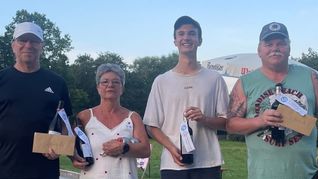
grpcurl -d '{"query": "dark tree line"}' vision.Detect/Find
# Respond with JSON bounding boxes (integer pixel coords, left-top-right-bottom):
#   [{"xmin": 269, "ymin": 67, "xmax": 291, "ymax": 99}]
[{"xmin": 1, "ymin": 9, "xmax": 317, "ymax": 120}]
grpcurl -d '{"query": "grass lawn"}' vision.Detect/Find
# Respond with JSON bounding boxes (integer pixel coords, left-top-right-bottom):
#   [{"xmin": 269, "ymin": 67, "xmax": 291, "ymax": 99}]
[
  {"xmin": 60, "ymin": 139, "xmax": 247, "ymax": 179},
  {"xmin": 220, "ymin": 140, "xmax": 247, "ymax": 179}
]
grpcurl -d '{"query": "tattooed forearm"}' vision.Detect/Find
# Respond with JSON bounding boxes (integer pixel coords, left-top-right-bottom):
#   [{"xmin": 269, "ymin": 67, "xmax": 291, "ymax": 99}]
[
  {"xmin": 312, "ymin": 71, "xmax": 318, "ymax": 116},
  {"xmin": 314, "ymin": 71, "xmax": 318, "ymax": 81},
  {"xmin": 227, "ymin": 102, "xmax": 245, "ymax": 118},
  {"xmin": 227, "ymin": 82, "xmax": 247, "ymax": 118}
]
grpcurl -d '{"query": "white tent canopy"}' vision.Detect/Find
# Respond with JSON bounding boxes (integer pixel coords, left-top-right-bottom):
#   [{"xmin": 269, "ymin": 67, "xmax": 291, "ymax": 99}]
[{"xmin": 201, "ymin": 53, "xmax": 310, "ymax": 93}]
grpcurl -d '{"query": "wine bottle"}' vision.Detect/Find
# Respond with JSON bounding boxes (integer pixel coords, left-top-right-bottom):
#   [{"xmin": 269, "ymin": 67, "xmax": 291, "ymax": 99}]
[
  {"xmin": 48, "ymin": 100, "xmax": 64, "ymax": 135},
  {"xmin": 74, "ymin": 118, "xmax": 94, "ymax": 166},
  {"xmin": 180, "ymin": 120, "xmax": 194, "ymax": 164},
  {"xmin": 270, "ymin": 83, "xmax": 285, "ymax": 145}
]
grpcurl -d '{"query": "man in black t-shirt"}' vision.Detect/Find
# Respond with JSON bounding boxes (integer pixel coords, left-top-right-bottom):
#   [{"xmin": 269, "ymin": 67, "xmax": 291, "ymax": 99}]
[{"xmin": 0, "ymin": 22, "xmax": 72, "ymax": 179}]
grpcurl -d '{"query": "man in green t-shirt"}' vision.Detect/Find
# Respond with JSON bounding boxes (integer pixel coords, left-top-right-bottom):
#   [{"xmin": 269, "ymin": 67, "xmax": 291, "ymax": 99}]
[{"xmin": 227, "ymin": 22, "xmax": 318, "ymax": 179}]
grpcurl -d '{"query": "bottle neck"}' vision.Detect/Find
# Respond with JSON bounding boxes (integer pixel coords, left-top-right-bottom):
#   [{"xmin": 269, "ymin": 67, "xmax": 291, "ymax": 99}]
[{"xmin": 275, "ymin": 86, "xmax": 282, "ymax": 95}]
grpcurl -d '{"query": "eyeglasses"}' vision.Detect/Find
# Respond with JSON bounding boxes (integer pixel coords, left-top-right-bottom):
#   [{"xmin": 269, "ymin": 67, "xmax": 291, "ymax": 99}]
[
  {"xmin": 15, "ymin": 38, "xmax": 42, "ymax": 47},
  {"xmin": 99, "ymin": 80, "xmax": 122, "ymax": 86}
]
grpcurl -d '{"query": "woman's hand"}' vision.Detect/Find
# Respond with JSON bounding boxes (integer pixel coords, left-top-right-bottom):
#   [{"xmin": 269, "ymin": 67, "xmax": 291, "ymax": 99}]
[{"xmin": 102, "ymin": 138, "xmax": 124, "ymax": 157}]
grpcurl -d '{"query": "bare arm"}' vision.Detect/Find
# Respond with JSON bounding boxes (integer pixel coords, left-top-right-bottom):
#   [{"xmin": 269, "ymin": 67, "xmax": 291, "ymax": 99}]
[
  {"xmin": 101, "ymin": 112, "xmax": 150, "ymax": 158},
  {"xmin": 226, "ymin": 79, "xmax": 282, "ymax": 135},
  {"xmin": 125, "ymin": 112, "xmax": 150, "ymax": 158},
  {"xmin": 183, "ymin": 107, "xmax": 226, "ymax": 130},
  {"xmin": 146, "ymin": 126, "xmax": 185, "ymax": 166},
  {"xmin": 200, "ymin": 116, "xmax": 226, "ymax": 130},
  {"xmin": 311, "ymin": 71, "xmax": 318, "ymax": 118}
]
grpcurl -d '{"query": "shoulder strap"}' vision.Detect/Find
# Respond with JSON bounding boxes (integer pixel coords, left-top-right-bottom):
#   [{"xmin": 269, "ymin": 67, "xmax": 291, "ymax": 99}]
[
  {"xmin": 89, "ymin": 108, "xmax": 94, "ymax": 118},
  {"xmin": 128, "ymin": 111, "xmax": 134, "ymax": 118}
]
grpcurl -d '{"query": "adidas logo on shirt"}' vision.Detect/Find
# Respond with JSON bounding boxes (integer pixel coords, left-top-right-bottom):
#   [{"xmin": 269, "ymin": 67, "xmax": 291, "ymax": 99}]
[{"xmin": 44, "ymin": 87, "xmax": 54, "ymax": 94}]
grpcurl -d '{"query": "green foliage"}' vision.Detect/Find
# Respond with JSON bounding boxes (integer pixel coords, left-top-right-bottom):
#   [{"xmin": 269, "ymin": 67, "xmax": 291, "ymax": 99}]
[
  {"xmin": 124, "ymin": 53, "xmax": 178, "ymax": 116},
  {"xmin": 70, "ymin": 54, "xmax": 98, "ymax": 110},
  {"xmin": 297, "ymin": 48, "xmax": 318, "ymax": 71},
  {"xmin": 95, "ymin": 52, "xmax": 128, "ymax": 70},
  {"xmin": 69, "ymin": 88, "xmax": 89, "ymax": 117},
  {"xmin": 131, "ymin": 53, "xmax": 178, "ymax": 85},
  {"xmin": 0, "ymin": 9, "xmax": 73, "ymax": 70},
  {"xmin": 0, "ymin": 35, "xmax": 13, "ymax": 69}
]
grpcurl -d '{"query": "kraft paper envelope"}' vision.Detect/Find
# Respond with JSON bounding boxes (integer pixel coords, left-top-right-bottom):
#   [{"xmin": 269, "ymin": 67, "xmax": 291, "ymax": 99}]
[
  {"xmin": 277, "ymin": 105, "xmax": 317, "ymax": 136},
  {"xmin": 32, "ymin": 132, "xmax": 75, "ymax": 156}
]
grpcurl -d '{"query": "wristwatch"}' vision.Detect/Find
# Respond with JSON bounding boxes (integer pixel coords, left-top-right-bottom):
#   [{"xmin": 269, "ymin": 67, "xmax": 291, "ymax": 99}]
[{"xmin": 122, "ymin": 142, "xmax": 130, "ymax": 154}]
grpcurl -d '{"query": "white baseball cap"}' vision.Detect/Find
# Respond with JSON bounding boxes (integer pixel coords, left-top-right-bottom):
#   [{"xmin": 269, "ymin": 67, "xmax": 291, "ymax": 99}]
[{"xmin": 13, "ymin": 22, "xmax": 43, "ymax": 41}]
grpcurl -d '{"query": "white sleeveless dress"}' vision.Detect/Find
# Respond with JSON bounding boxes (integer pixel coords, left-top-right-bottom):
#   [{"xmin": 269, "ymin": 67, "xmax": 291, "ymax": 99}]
[{"xmin": 80, "ymin": 109, "xmax": 138, "ymax": 179}]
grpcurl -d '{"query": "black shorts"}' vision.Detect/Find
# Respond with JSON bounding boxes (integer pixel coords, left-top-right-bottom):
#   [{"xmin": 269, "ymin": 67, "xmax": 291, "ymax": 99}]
[{"xmin": 161, "ymin": 166, "xmax": 221, "ymax": 179}]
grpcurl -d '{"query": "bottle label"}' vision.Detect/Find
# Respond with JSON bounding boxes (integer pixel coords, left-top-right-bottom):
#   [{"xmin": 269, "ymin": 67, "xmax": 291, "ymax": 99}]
[
  {"xmin": 276, "ymin": 94, "xmax": 307, "ymax": 116},
  {"xmin": 74, "ymin": 127, "xmax": 94, "ymax": 157},
  {"xmin": 81, "ymin": 143, "xmax": 93, "ymax": 158},
  {"xmin": 48, "ymin": 130, "xmax": 61, "ymax": 135},
  {"xmin": 58, "ymin": 109, "xmax": 74, "ymax": 136},
  {"xmin": 74, "ymin": 127, "xmax": 90, "ymax": 144},
  {"xmin": 180, "ymin": 121, "xmax": 195, "ymax": 152}
]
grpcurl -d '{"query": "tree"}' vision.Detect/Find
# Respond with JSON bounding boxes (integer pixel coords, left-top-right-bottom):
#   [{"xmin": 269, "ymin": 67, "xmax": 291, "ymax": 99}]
[
  {"xmin": 298, "ymin": 48, "xmax": 318, "ymax": 71},
  {"xmin": 0, "ymin": 9, "xmax": 72, "ymax": 71},
  {"xmin": 70, "ymin": 88, "xmax": 90, "ymax": 116},
  {"xmin": 69, "ymin": 54, "xmax": 96, "ymax": 112},
  {"xmin": 70, "ymin": 52, "xmax": 127, "ymax": 113},
  {"xmin": 0, "ymin": 34, "xmax": 12, "ymax": 69},
  {"xmin": 126, "ymin": 53, "xmax": 178, "ymax": 116}
]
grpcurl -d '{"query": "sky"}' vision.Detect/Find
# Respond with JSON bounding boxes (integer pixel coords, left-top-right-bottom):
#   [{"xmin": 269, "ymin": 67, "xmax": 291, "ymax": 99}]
[{"xmin": 1, "ymin": 1, "xmax": 318, "ymax": 64}]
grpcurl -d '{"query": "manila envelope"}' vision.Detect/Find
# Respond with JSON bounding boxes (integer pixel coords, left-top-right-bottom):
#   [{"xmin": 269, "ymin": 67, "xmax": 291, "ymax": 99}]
[
  {"xmin": 32, "ymin": 132, "xmax": 75, "ymax": 156},
  {"xmin": 277, "ymin": 105, "xmax": 317, "ymax": 136}
]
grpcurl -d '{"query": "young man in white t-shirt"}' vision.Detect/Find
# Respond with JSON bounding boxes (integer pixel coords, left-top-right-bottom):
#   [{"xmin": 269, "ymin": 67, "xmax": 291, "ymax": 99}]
[{"xmin": 143, "ymin": 16, "xmax": 229, "ymax": 179}]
